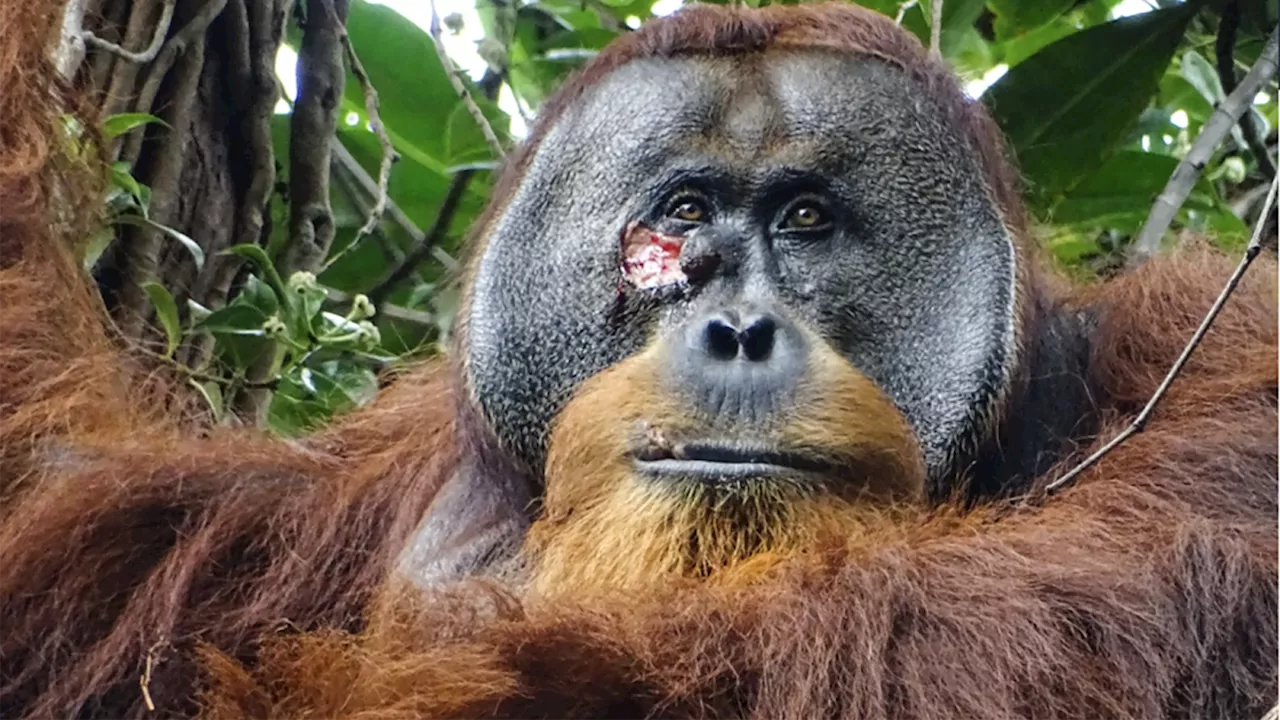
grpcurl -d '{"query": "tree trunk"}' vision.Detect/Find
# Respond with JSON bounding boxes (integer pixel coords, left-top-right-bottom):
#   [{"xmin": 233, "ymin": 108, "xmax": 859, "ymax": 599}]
[{"xmin": 78, "ymin": 0, "xmax": 288, "ymax": 366}]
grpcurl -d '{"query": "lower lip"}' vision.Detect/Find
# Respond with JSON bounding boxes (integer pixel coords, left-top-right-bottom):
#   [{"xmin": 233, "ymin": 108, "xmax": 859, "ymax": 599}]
[{"xmin": 634, "ymin": 458, "xmax": 809, "ymax": 480}]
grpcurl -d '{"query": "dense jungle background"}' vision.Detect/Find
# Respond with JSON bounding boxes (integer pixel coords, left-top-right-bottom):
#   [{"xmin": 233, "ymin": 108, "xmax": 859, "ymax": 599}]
[{"xmin": 47, "ymin": 0, "xmax": 1279, "ymax": 435}]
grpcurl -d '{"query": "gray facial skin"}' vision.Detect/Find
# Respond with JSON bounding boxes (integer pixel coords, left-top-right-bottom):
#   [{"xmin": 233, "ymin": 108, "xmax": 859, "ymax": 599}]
[{"xmin": 465, "ymin": 50, "xmax": 1018, "ymax": 490}]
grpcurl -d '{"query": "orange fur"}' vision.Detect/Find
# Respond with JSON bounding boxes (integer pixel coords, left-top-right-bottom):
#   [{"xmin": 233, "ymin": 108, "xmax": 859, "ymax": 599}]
[{"xmin": 528, "ymin": 337, "xmax": 924, "ymax": 596}]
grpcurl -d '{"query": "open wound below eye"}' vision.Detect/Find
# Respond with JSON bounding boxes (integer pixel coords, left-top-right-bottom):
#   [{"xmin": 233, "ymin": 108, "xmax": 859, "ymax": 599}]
[{"xmin": 622, "ymin": 223, "xmax": 685, "ymax": 289}]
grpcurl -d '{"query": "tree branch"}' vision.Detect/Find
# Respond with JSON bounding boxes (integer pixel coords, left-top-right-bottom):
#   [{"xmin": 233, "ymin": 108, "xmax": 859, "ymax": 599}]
[
  {"xmin": 367, "ymin": 169, "xmax": 473, "ymax": 310},
  {"xmin": 121, "ymin": 0, "xmax": 231, "ymax": 165},
  {"xmin": 1214, "ymin": 0, "xmax": 1276, "ymax": 179},
  {"xmin": 116, "ymin": 25, "xmax": 207, "ymax": 340},
  {"xmin": 929, "ymin": 0, "xmax": 944, "ymax": 58},
  {"xmin": 359, "ymin": 70, "xmax": 501, "ymax": 310},
  {"xmin": 54, "ymin": 0, "xmax": 92, "ymax": 79},
  {"xmin": 330, "ymin": 139, "xmax": 458, "ymax": 273},
  {"xmin": 278, "ymin": 0, "xmax": 350, "ymax": 278},
  {"xmin": 81, "ymin": 0, "xmax": 175, "ymax": 65},
  {"xmin": 1129, "ymin": 28, "xmax": 1279, "ymax": 264},
  {"xmin": 1046, "ymin": 174, "xmax": 1279, "ymax": 495},
  {"xmin": 325, "ymin": 26, "xmax": 400, "ymax": 270},
  {"xmin": 236, "ymin": 0, "xmax": 349, "ymax": 423},
  {"xmin": 182, "ymin": 0, "xmax": 290, "ymax": 370},
  {"xmin": 429, "ymin": 0, "xmax": 505, "ymax": 159}
]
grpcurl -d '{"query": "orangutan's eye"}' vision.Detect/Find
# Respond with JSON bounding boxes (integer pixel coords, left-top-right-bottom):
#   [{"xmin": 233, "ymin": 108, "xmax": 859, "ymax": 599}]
[
  {"xmin": 781, "ymin": 201, "xmax": 829, "ymax": 231},
  {"xmin": 667, "ymin": 197, "xmax": 708, "ymax": 223}
]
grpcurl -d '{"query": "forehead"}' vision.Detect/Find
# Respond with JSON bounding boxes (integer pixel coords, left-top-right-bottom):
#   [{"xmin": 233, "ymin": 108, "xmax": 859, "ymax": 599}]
[{"xmin": 551, "ymin": 50, "xmax": 942, "ymax": 173}]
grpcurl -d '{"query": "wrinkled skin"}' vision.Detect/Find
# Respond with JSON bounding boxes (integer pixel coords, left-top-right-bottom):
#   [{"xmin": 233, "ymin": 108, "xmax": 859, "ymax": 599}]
[{"xmin": 466, "ymin": 52, "xmax": 1018, "ymax": 489}]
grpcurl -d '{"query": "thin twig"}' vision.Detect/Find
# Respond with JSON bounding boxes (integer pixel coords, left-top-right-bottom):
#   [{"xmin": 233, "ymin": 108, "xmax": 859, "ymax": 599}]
[
  {"xmin": 101, "ymin": 296, "xmax": 278, "ymax": 389},
  {"xmin": 1214, "ymin": 1, "xmax": 1276, "ymax": 179},
  {"xmin": 139, "ymin": 639, "xmax": 167, "ymax": 712},
  {"xmin": 330, "ymin": 140, "xmax": 458, "ymax": 272},
  {"xmin": 367, "ymin": 169, "xmax": 473, "ymax": 310},
  {"xmin": 325, "ymin": 288, "xmax": 435, "ymax": 326},
  {"xmin": 1129, "ymin": 28, "xmax": 1279, "ymax": 264},
  {"xmin": 505, "ymin": 73, "xmax": 534, "ymax": 126},
  {"xmin": 429, "ymin": 0, "xmax": 505, "ymax": 159},
  {"xmin": 893, "ymin": 1, "xmax": 918, "ymax": 25},
  {"xmin": 89, "ymin": 0, "xmax": 130, "ymax": 89},
  {"xmin": 330, "ymin": 158, "xmax": 405, "ymax": 267},
  {"xmin": 929, "ymin": 0, "xmax": 944, "ymax": 58},
  {"xmin": 352, "ymin": 72, "xmax": 506, "ymax": 309},
  {"xmin": 324, "ymin": 30, "xmax": 401, "ymax": 271},
  {"xmin": 82, "ymin": 0, "xmax": 175, "ymax": 65},
  {"xmin": 1046, "ymin": 175, "xmax": 1279, "ymax": 495}
]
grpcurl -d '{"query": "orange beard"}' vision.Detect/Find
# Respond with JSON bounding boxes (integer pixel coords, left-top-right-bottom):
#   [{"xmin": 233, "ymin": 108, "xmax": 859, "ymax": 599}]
[{"xmin": 522, "ymin": 338, "xmax": 926, "ymax": 598}]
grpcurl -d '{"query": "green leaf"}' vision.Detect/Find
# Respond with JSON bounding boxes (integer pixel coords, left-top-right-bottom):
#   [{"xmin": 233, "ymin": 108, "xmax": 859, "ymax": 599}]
[
  {"xmin": 1047, "ymin": 232, "xmax": 1103, "ymax": 264},
  {"xmin": 1179, "ymin": 50, "xmax": 1225, "ymax": 105},
  {"xmin": 984, "ymin": 4, "xmax": 1199, "ymax": 204},
  {"xmin": 988, "ymin": 0, "xmax": 1076, "ymax": 39},
  {"xmin": 1050, "ymin": 150, "xmax": 1243, "ymax": 242},
  {"xmin": 101, "ymin": 112, "xmax": 170, "ymax": 139},
  {"xmin": 266, "ymin": 387, "xmax": 331, "ymax": 437},
  {"xmin": 189, "ymin": 378, "xmax": 224, "ymax": 422},
  {"xmin": 114, "ymin": 214, "xmax": 205, "ymax": 271},
  {"xmin": 141, "ymin": 281, "xmax": 182, "ymax": 356},
  {"xmin": 998, "ymin": 16, "xmax": 1079, "ymax": 68},
  {"xmin": 82, "ymin": 227, "xmax": 115, "ymax": 272},
  {"xmin": 1049, "ymin": 151, "xmax": 1180, "ymax": 229},
  {"xmin": 108, "ymin": 162, "xmax": 148, "ymax": 213},
  {"xmin": 899, "ymin": 0, "xmax": 987, "ymax": 58},
  {"xmin": 195, "ymin": 304, "xmax": 275, "ymax": 371},
  {"xmin": 198, "ymin": 303, "xmax": 268, "ymax": 334},
  {"xmin": 338, "ymin": 1, "xmax": 510, "ymax": 173},
  {"xmin": 240, "ymin": 274, "xmax": 280, "ymax": 317},
  {"xmin": 223, "ymin": 243, "xmax": 289, "ymax": 302}
]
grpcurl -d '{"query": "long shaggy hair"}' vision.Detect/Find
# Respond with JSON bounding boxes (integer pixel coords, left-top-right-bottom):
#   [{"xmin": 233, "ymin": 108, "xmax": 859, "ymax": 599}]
[
  {"xmin": 1, "ymin": 2, "xmax": 1275, "ymax": 719},
  {"xmin": 526, "ymin": 337, "xmax": 926, "ymax": 596}
]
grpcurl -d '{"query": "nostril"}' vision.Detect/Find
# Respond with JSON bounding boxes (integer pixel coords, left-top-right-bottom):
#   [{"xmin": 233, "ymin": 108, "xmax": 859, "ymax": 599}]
[
  {"xmin": 738, "ymin": 315, "xmax": 777, "ymax": 362},
  {"xmin": 704, "ymin": 317, "xmax": 741, "ymax": 361}
]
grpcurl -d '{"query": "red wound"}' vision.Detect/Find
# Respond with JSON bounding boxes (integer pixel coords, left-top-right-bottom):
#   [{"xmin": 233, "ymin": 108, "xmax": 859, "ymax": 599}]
[{"xmin": 621, "ymin": 224, "xmax": 686, "ymax": 289}]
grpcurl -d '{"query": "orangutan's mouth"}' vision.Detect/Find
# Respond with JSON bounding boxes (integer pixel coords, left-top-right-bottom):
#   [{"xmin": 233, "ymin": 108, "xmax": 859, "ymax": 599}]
[{"xmin": 632, "ymin": 438, "xmax": 836, "ymax": 481}]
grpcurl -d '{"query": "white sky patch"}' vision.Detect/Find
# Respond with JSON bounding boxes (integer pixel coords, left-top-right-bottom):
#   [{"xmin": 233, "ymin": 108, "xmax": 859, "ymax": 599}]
[
  {"xmin": 274, "ymin": 44, "xmax": 298, "ymax": 113},
  {"xmin": 1170, "ymin": 109, "xmax": 1188, "ymax": 128},
  {"xmin": 651, "ymin": 0, "xmax": 683, "ymax": 16},
  {"xmin": 1110, "ymin": 0, "xmax": 1155, "ymax": 18},
  {"xmin": 965, "ymin": 63, "xmax": 1007, "ymax": 99},
  {"xmin": 273, "ymin": 0, "xmax": 529, "ymax": 137},
  {"xmin": 1256, "ymin": 91, "xmax": 1272, "ymax": 106}
]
